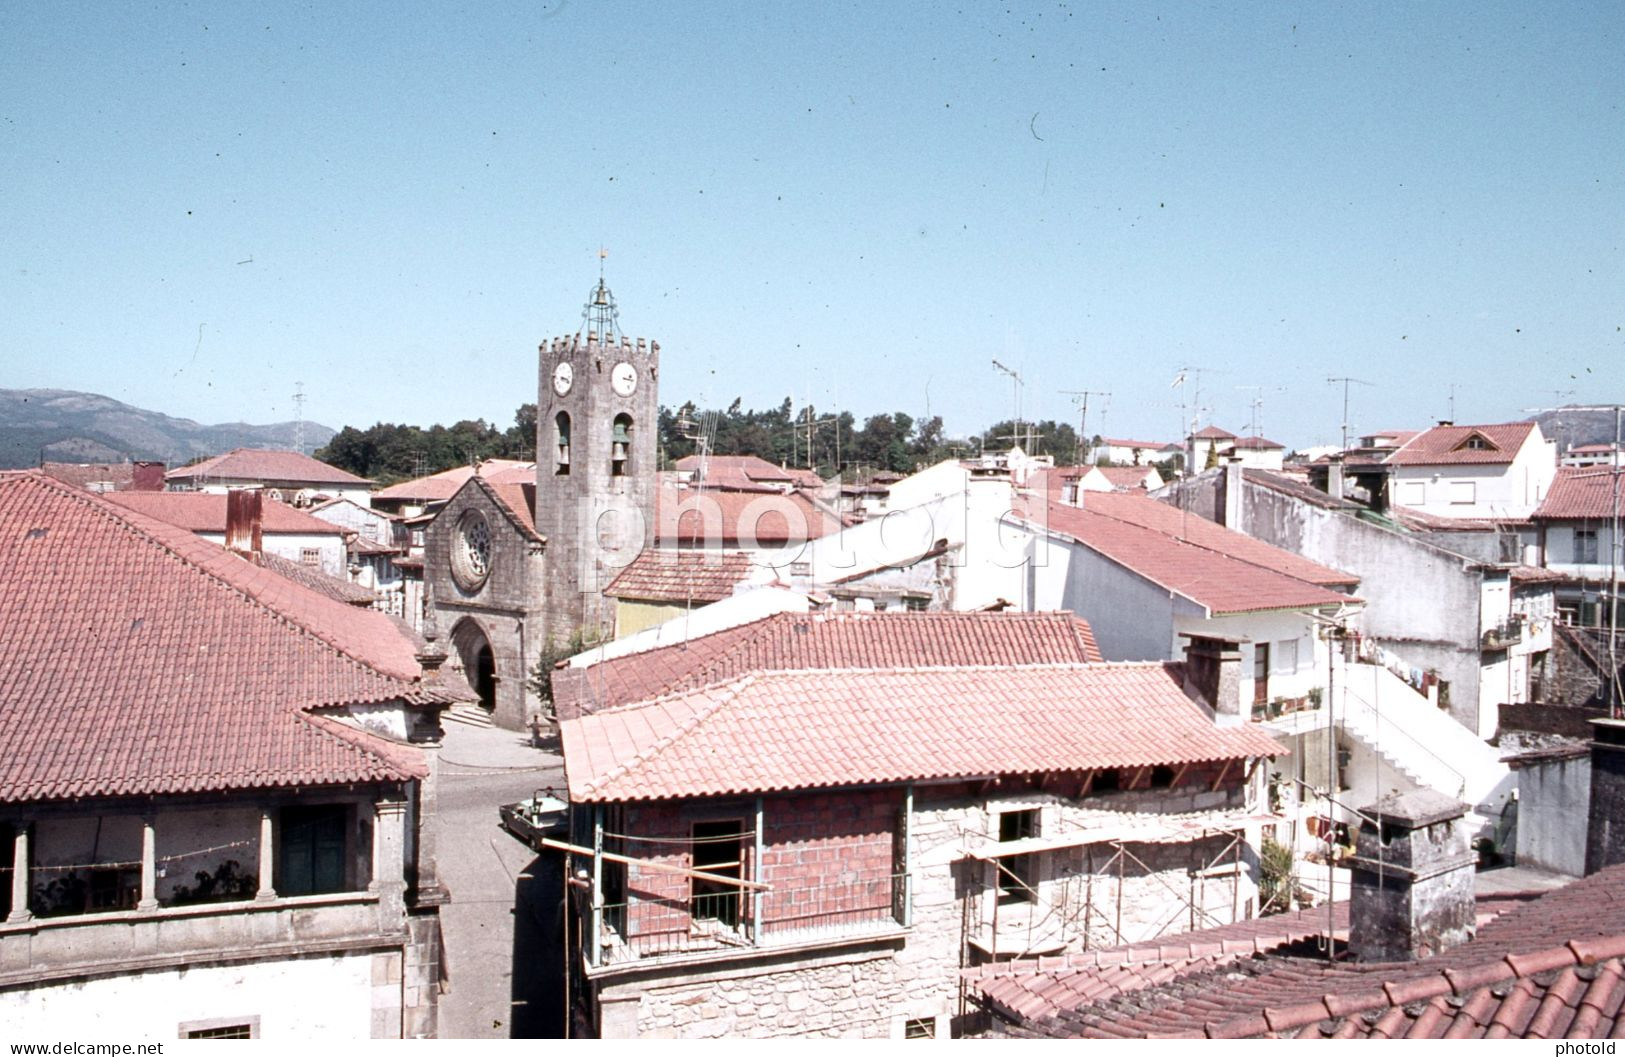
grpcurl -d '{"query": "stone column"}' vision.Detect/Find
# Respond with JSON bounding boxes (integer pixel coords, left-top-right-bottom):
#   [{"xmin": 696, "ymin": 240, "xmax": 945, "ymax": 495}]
[
  {"xmin": 373, "ymin": 798, "xmax": 408, "ymax": 923},
  {"xmin": 6, "ymin": 825, "xmax": 30, "ymax": 924},
  {"xmin": 137, "ymin": 816, "xmax": 158, "ymax": 910},
  {"xmin": 256, "ymin": 811, "xmax": 277, "ymax": 901}
]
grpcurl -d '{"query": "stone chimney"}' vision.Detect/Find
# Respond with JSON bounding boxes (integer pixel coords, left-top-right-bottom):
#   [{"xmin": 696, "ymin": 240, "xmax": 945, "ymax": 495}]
[
  {"xmin": 1585, "ymin": 717, "xmax": 1625, "ymax": 874},
  {"xmin": 1182, "ymin": 635, "xmax": 1243, "ymax": 725},
  {"xmin": 1348, "ymin": 790, "xmax": 1476, "ymax": 962},
  {"xmin": 1221, "ymin": 459, "xmax": 1244, "ymax": 528},
  {"xmin": 1326, "ymin": 455, "xmax": 1346, "ymax": 501},
  {"xmin": 224, "ymin": 488, "xmax": 263, "ymax": 557}
]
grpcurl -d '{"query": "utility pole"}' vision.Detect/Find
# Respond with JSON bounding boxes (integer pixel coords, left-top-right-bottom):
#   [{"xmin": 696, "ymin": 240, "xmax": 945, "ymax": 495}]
[
  {"xmin": 1326, "ymin": 376, "xmax": 1374, "ymax": 451},
  {"xmin": 1061, "ymin": 389, "xmax": 1110, "ymax": 465}
]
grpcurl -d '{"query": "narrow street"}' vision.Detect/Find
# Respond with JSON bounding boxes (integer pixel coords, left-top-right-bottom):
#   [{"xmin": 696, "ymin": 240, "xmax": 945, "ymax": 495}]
[{"xmin": 433, "ymin": 715, "xmax": 567, "ymax": 1039}]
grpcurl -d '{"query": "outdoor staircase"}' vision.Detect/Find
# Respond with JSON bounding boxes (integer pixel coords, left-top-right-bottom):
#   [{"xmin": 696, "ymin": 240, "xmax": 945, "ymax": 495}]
[
  {"xmin": 1268, "ymin": 660, "xmax": 1514, "ymax": 833},
  {"xmin": 442, "ymin": 704, "xmax": 495, "ymax": 729}
]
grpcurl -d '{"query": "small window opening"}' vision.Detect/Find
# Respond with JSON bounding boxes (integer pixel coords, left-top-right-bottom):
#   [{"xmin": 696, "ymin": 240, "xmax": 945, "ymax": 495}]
[
  {"xmin": 1092, "ymin": 768, "xmax": 1120, "ymax": 793},
  {"xmin": 1150, "ymin": 765, "xmax": 1177, "ymax": 789},
  {"xmin": 299, "ymin": 548, "xmax": 321, "ymax": 566},
  {"xmin": 904, "ymin": 1018, "xmax": 936, "ymax": 1039},
  {"xmin": 997, "ymin": 809, "xmax": 1039, "ymax": 905},
  {"xmin": 187, "ymin": 1024, "xmax": 255, "ymax": 1040}
]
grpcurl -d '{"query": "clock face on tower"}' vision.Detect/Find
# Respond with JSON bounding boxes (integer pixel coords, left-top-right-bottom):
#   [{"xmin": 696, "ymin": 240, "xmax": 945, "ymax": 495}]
[
  {"xmin": 611, "ymin": 361, "xmax": 637, "ymax": 397},
  {"xmin": 552, "ymin": 361, "xmax": 574, "ymax": 396}
]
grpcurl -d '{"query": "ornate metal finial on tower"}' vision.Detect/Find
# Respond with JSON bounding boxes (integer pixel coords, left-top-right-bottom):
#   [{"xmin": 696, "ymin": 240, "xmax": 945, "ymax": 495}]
[{"xmin": 579, "ymin": 247, "xmax": 620, "ymax": 344}]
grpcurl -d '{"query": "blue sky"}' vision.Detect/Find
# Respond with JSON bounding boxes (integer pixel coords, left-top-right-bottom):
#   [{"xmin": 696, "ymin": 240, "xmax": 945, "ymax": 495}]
[{"xmin": 4, "ymin": 2, "xmax": 1622, "ymax": 453}]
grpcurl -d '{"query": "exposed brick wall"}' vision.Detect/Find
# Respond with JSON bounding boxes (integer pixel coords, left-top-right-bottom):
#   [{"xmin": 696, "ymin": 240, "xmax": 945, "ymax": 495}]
[{"xmin": 759, "ymin": 790, "xmax": 898, "ymax": 935}]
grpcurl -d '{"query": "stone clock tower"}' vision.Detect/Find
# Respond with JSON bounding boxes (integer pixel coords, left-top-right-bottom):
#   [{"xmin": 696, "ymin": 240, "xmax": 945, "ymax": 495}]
[{"xmin": 533, "ymin": 277, "xmax": 659, "ymax": 647}]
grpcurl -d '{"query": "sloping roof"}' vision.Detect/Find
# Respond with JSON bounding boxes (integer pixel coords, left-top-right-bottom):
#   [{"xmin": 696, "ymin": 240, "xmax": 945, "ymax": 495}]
[
  {"xmin": 165, "ymin": 448, "xmax": 372, "ymax": 486},
  {"xmin": 673, "ymin": 454, "xmax": 824, "ymax": 491},
  {"xmin": 1100, "ymin": 437, "xmax": 1169, "ymax": 449},
  {"xmin": 487, "ymin": 479, "xmax": 541, "ymax": 541},
  {"xmin": 553, "ymin": 610, "xmax": 1106, "ymax": 720},
  {"xmin": 1028, "ymin": 500, "xmax": 1356, "ymax": 615},
  {"xmin": 972, "ymin": 902, "xmax": 1351, "ymax": 1023},
  {"xmin": 1244, "ymin": 468, "xmax": 1367, "ymax": 513},
  {"xmin": 1191, "ymin": 426, "xmax": 1238, "ymax": 441},
  {"xmin": 658, "ymin": 481, "xmax": 839, "ymax": 546},
  {"xmin": 604, "ymin": 549, "xmax": 755, "ymax": 604},
  {"xmin": 40, "ymin": 461, "xmax": 163, "ymax": 492},
  {"xmin": 560, "ymin": 662, "xmax": 1281, "ymax": 802},
  {"xmin": 1231, "ymin": 436, "xmax": 1284, "ymax": 450},
  {"xmin": 256, "ymin": 551, "xmax": 380, "ymax": 605},
  {"xmin": 1095, "ymin": 466, "xmax": 1161, "ymax": 489},
  {"xmin": 981, "ymin": 863, "xmax": 1625, "ymax": 1040},
  {"xmin": 1535, "ymin": 466, "xmax": 1625, "ymax": 520},
  {"xmin": 370, "ymin": 459, "xmax": 532, "ymax": 503},
  {"xmin": 106, "ymin": 491, "xmax": 348, "ymax": 535},
  {"xmin": 0, "ymin": 472, "xmax": 468, "ymax": 804},
  {"xmin": 1387, "ymin": 422, "xmax": 1539, "ymax": 466}
]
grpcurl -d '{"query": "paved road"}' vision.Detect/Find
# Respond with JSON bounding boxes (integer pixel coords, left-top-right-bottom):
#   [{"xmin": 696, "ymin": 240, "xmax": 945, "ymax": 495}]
[{"xmin": 433, "ymin": 722, "xmax": 567, "ymax": 1039}]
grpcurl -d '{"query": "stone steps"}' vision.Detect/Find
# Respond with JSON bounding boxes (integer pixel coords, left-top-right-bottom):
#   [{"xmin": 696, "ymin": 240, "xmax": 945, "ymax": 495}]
[{"xmin": 443, "ymin": 705, "xmax": 495, "ymax": 729}]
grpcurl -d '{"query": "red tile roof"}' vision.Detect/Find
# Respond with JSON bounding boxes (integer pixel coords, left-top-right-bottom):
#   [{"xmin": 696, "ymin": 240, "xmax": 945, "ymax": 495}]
[
  {"xmin": 1535, "ymin": 467, "xmax": 1625, "ymax": 520},
  {"xmin": 1231, "ymin": 436, "xmax": 1284, "ymax": 450},
  {"xmin": 40, "ymin": 461, "xmax": 165, "ymax": 492},
  {"xmin": 673, "ymin": 454, "xmax": 824, "ymax": 491},
  {"xmin": 658, "ymin": 481, "xmax": 840, "ymax": 546},
  {"xmin": 371, "ymin": 459, "xmax": 532, "ymax": 503},
  {"xmin": 560, "ymin": 662, "xmax": 1281, "ymax": 802},
  {"xmin": 1100, "ymin": 437, "xmax": 1170, "ymax": 450},
  {"xmin": 604, "ymin": 549, "xmax": 754, "ymax": 604},
  {"xmin": 257, "ymin": 551, "xmax": 380, "ymax": 605},
  {"xmin": 487, "ymin": 479, "xmax": 541, "ymax": 541},
  {"xmin": 1095, "ymin": 466, "xmax": 1161, "ymax": 489},
  {"xmin": 0, "ymin": 472, "xmax": 469, "ymax": 804},
  {"xmin": 981, "ymin": 863, "xmax": 1625, "ymax": 1040},
  {"xmin": 1190, "ymin": 425, "xmax": 1237, "ymax": 441},
  {"xmin": 165, "ymin": 448, "xmax": 373, "ymax": 486},
  {"xmin": 553, "ymin": 610, "xmax": 1106, "ymax": 720},
  {"xmin": 1387, "ymin": 422, "xmax": 1540, "ymax": 466},
  {"xmin": 106, "ymin": 491, "xmax": 348, "ymax": 535}
]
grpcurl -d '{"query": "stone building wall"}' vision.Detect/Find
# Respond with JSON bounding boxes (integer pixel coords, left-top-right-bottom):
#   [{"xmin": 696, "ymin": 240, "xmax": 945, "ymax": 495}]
[{"xmin": 595, "ymin": 765, "xmax": 1259, "ymax": 1037}]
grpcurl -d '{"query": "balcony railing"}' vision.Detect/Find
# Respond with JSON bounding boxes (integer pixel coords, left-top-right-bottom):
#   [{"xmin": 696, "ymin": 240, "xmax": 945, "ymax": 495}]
[
  {"xmin": 594, "ymin": 872, "xmax": 907, "ymax": 966},
  {"xmin": 1481, "ymin": 615, "xmax": 1526, "ymax": 651}
]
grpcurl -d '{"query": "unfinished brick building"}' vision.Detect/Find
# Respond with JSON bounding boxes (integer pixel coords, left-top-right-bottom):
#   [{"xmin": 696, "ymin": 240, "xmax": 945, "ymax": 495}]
[{"xmin": 554, "ymin": 624, "xmax": 1281, "ymax": 1039}]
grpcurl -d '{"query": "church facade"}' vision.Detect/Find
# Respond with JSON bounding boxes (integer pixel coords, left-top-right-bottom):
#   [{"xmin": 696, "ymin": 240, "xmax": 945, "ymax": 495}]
[{"xmin": 423, "ymin": 280, "xmax": 659, "ymax": 731}]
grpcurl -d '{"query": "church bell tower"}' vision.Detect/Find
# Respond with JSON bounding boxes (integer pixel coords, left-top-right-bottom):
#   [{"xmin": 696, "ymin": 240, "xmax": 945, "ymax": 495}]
[{"xmin": 534, "ymin": 273, "xmax": 659, "ymax": 646}]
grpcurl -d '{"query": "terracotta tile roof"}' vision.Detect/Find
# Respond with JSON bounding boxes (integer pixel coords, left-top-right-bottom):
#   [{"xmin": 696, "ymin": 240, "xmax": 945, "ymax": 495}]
[
  {"xmin": 1191, "ymin": 425, "xmax": 1238, "ymax": 441},
  {"xmin": 658, "ymin": 481, "xmax": 840, "ymax": 546},
  {"xmin": 0, "ymin": 472, "xmax": 470, "ymax": 804},
  {"xmin": 553, "ymin": 610, "xmax": 1105, "ymax": 720},
  {"xmin": 1386, "ymin": 422, "xmax": 1539, "ymax": 466},
  {"xmin": 560, "ymin": 662, "xmax": 1281, "ymax": 802},
  {"xmin": 673, "ymin": 454, "xmax": 824, "ymax": 491},
  {"xmin": 106, "ymin": 491, "xmax": 348, "ymax": 535},
  {"xmin": 604, "ymin": 549, "xmax": 754, "ymax": 604},
  {"xmin": 40, "ymin": 461, "xmax": 165, "ymax": 492},
  {"xmin": 1095, "ymin": 466, "xmax": 1161, "ymax": 489},
  {"xmin": 256, "ymin": 551, "xmax": 380, "ymax": 605},
  {"xmin": 1020, "ymin": 490, "xmax": 1358, "ymax": 614},
  {"xmin": 165, "ymin": 448, "xmax": 373, "ymax": 486},
  {"xmin": 1100, "ymin": 437, "xmax": 1170, "ymax": 450},
  {"xmin": 1073, "ymin": 491, "xmax": 1359, "ymax": 588},
  {"xmin": 1535, "ymin": 467, "xmax": 1625, "ymax": 520},
  {"xmin": 487, "ymin": 479, "xmax": 541, "ymax": 541},
  {"xmin": 370, "ymin": 459, "xmax": 532, "ymax": 503},
  {"xmin": 969, "ymin": 903, "xmax": 1351, "ymax": 1022},
  {"xmin": 1231, "ymin": 436, "xmax": 1284, "ymax": 450},
  {"xmin": 982, "ymin": 863, "xmax": 1625, "ymax": 1040},
  {"xmin": 1243, "ymin": 468, "xmax": 1365, "ymax": 512}
]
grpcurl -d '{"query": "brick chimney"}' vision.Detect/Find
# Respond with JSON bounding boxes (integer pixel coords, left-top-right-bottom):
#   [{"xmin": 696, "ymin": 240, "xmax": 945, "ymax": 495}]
[
  {"xmin": 225, "ymin": 489, "xmax": 263, "ymax": 556},
  {"xmin": 1182, "ymin": 635, "xmax": 1243, "ymax": 725},
  {"xmin": 1585, "ymin": 717, "xmax": 1625, "ymax": 874},
  {"xmin": 1348, "ymin": 790, "xmax": 1476, "ymax": 962}
]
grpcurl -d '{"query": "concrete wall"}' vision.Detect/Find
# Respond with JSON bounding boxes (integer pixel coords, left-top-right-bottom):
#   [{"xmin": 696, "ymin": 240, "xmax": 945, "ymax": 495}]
[
  {"xmin": 1514, "ymin": 753, "xmax": 1590, "ymax": 876},
  {"xmin": 1390, "ymin": 433, "xmax": 1556, "ymax": 519},
  {"xmin": 1233, "ymin": 477, "xmax": 1494, "ymax": 735},
  {"xmin": 1027, "ymin": 533, "xmax": 1188, "ymax": 661},
  {"xmin": 0, "ymin": 948, "xmax": 387, "ymax": 1038},
  {"xmin": 195, "ymin": 530, "xmax": 346, "ymax": 578}
]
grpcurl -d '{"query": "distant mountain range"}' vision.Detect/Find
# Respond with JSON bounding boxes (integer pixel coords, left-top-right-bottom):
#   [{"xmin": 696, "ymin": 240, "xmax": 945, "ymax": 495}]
[{"xmin": 0, "ymin": 388, "xmax": 335, "ymax": 469}]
